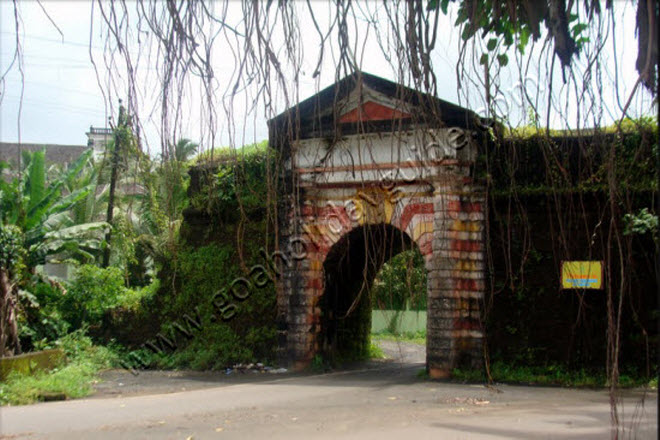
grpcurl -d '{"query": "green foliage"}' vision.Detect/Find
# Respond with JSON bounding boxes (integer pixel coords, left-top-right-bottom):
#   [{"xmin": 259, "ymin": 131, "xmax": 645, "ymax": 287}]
[
  {"xmin": 93, "ymin": 105, "xmax": 180, "ymax": 279},
  {"xmin": 490, "ymin": 120, "xmax": 658, "ymax": 196},
  {"xmin": 113, "ymin": 136, "xmax": 204, "ymax": 289},
  {"xmin": 111, "ymin": 104, "xmax": 138, "ymax": 165},
  {"xmin": 106, "ymin": 213, "xmax": 140, "ymax": 273},
  {"xmin": 0, "ymin": 330, "xmax": 118, "ymax": 405},
  {"xmin": 194, "ymin": 139, "xmax": 269, "ymax": 164},
  {"xmin": 623, "ymin": 208, "xmax": 658, "ymax": 237},
  {"xmin": 0, "ymin": 224, "xmax": 23, "ymax": 271},
  {"xmin": 165, "ymin": 244, "xmax": 237, "ymax": 317},
  {"xmin": 156, "ymin": 323, "xmax": 253, "ymax": 370},
  {"xmin": 119, "ymin": 279, "xmax": 160, "ymax": 311},
  {"xmin": 62, "ymin": 152, "xmax": 106, "ymax": 227},
  {"xmin": 0, "ymin": 362, "xmax": 95, "ymax": 405},
  {"xmin": 61, "ymin": 265, "xmax": 127, "ymax": 330},
  {"xmin": 0, "ymin": 148, "xmax": 108, "ymax": 269},
  {"xmin": 310, "ymin": 354, "xmax": 327, "ymax": 373},
  {"xmin": 432, "ymin": 0, "xmax": 594, "ymax": 68},
  {"xmin": 451, "ymin": 361, "xmax": 654, "ymax": 388},
  {"xmin": 152, "ymin": 242, "xmax": 278, "ymax": 369},
  {"xmin": 191, "ymin": 140, "xmax": 274, "ymax": 224},
  {"xmin": 18, "ymin": 282, "xmax": 69, "ymax": 349},
  {"xmin": 149, "ymin": 141, "xmax": 280, "ymax": 369},
  {"xmin": 61, "ymin": 264, "xmax": 156, "ymax": 331},
  {"xmin": 507, "ymin": 116, "xmax": 657, "ymax": 139},
  {"xmin": 132, "ymin": 320, "xmax": 277, "ymax": 372},
  {"xmin": 17, "ymin": 266, "xmax": 157, "ymax": 352},
  {"xmin": 148, "ymin": 138, "xmax": 199, "ymax": 235},
  {"xmin": 54, "ymin": 329, "xmax": 120, "ymax": 370},
  {"xmin": 368, "ymin": 342, "xmax": 386, "ymax": 359},
  {"xmin": 372, "ymin": 330, "xmax": 426, "ymax": 346},
  {"xmin": 371, "ymin": 249, "xmax": 427, "ymax": 311},
  {"xmin": 0, "ymin": 149, "xmax": 110, "ymax": 356},
  {"xmin": 170, "ymin": 138, "xmax": 199, "ymax": 162}
]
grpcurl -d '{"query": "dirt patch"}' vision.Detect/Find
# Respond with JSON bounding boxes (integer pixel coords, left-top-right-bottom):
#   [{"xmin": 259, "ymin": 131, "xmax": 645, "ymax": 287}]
[
  {"xmin": 92, "ymin": 368, "xmax": 285, "ymax": 398},
  {"xmin": 92, "ymin": 340, "xmax": 425, "ymax": 398},
  {"xmin": 376, "ymin": 339, "xmax": 425, "ymax": 363}
]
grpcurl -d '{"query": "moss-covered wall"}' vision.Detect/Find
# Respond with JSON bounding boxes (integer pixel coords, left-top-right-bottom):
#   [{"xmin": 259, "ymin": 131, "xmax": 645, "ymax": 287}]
[
  {"xmin": 486, "ymin": 192, "xmax": 657, "ymax": 370},
  {"xmin": 482, "ymin": 124, "xmax": 658, "ymax": 372},
  {"xmin": 0, "ymin": 349, "xmax": 65, "ymax": 380},
  {"xmin": 176, "ymin": 125, "xmax": 657, "ymax": 372},
  {"xmin": 146, "ymin": 146, "xmax": 281, "ymax": 369}
]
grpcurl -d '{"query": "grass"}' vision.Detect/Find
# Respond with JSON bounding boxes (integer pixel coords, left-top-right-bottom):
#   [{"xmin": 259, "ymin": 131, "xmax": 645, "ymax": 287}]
[
  {"xmin": 309, "ymin": 354, "xmax": 327, "ymax": 373},
  {"xmin": 451, "ymin": 361, "xmax": 657, "ymax": 389},
  {"xmin": 0, "ymin": 330, "xmax": 119, "ymax": 406},
  {"xmin": 368, "ymin": 342, "xmax": 386, "ymax": 359},
  {"xmin": 371, "ymin": 330, "xmax": 426, "ymax": 346},
  {"xmin": 369, "ymin": 332, "xmax": 656, "ymax": 389}
]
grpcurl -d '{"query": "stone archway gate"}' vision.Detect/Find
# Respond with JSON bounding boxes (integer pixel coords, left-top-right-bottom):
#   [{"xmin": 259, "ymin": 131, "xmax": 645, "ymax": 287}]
[{"xmin": 268, "ymin": 72, "xmax": 486, "ymax": 378}]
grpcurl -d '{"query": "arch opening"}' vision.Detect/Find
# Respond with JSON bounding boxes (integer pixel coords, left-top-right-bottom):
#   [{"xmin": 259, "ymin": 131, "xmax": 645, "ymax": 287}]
[{"xmin": 320, "ymin": 223, "xmax": 423, "ymax": 364}]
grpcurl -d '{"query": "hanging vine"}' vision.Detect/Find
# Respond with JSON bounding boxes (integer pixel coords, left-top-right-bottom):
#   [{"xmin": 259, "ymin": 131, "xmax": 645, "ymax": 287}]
[{"xmin": 3, "ymin": 1, "xmax": 658, "ymax": 435}]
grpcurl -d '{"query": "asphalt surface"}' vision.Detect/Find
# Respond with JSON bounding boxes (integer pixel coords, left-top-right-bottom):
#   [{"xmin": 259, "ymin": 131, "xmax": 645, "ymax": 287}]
[{"xmin": 0, "ymin": 341, "xmax": 656, "ymax": 439}]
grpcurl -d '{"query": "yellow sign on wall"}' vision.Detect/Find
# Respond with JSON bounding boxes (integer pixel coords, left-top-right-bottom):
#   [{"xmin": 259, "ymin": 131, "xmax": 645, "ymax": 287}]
[{"xmin": 561, "ymin": 261, "xmax": 603, "ymax": 289}]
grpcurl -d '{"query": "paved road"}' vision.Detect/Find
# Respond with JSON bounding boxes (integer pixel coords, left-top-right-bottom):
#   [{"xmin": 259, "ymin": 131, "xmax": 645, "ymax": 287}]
[{"xmin": 0, "ymin": 343, "xmax": 656, "ymax": 439}]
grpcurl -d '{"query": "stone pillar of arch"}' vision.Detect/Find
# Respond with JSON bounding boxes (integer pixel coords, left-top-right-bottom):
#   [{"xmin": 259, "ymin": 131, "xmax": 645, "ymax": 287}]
[{"xmin": 426, "ymin": 176, "xmax": 486, "ymax": 377}]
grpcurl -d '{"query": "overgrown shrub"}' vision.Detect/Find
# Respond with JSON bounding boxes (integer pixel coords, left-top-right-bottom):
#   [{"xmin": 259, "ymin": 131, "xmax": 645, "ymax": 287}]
[
  {"xmin": 58, "ymin": 265, "xmax": 157, "ymax": 334},
  {"xmin": 61, "ymin": 265, "xmax": 127, "ymax": 330},
  {"xmin": 18, "ymin": 282, "xmax": 69, "ymax": 351}
]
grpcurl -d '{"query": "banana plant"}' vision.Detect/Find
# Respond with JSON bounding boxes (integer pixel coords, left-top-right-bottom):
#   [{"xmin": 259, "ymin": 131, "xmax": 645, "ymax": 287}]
[
  {"xmin": 0, "ymin": 148, "xmax": 109, "ymax": 270},
  {"xmin": 0, "ymin": 149, "xmax": 109, "ymax": 356}
]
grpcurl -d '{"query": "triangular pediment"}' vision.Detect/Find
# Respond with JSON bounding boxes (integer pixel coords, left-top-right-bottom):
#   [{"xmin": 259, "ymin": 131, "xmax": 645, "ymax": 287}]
[
  {"xmin": 316, "ymin": 82, "xmax": 412, "ymax": 122},
  {"xmin": 338, "ymin": 101, "xmax": 412, "ymax": 123},
  {"xmin": 268, "ymin": 71, "xmax": 481, "ymax": 148}
]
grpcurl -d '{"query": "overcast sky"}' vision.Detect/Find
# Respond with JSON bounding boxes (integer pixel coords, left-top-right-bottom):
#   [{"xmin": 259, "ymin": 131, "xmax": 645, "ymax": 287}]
[{"xmin": 0, "ymin": 1, "xmax": 651, "ymax": 156}]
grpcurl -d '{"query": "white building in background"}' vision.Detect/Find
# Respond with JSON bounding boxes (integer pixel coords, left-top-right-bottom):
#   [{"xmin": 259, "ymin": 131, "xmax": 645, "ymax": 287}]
[{"xmin": 86, "ymin": 126, "xmax": 113, "ymax": 158}]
